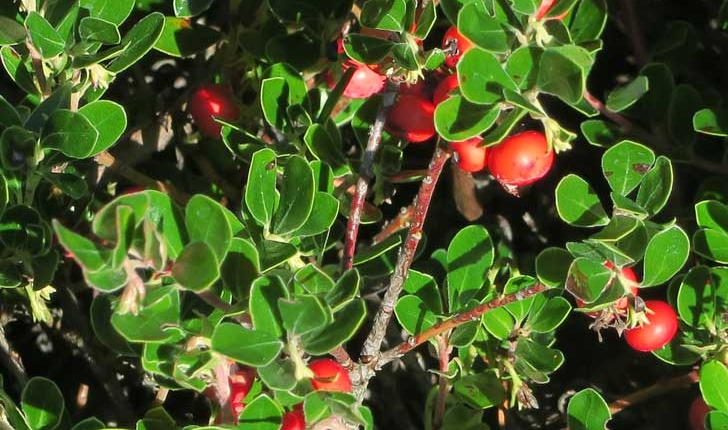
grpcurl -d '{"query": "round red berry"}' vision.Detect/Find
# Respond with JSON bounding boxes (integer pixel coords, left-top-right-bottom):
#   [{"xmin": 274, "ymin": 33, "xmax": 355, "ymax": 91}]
[
  {"xmin": 281, "ymin": 409, "xmax": 306, "ymax": 430},
  {"xmin": 308, "ymin": 358, "xmax": 352, "ymax": 392},
  {"xmin": 450, "ymin": 136, "xmax": 487, "ymax": 173},
  {"xmin": 689, "ymin": 396, "xmax": 711, "ymax": 430},
  {"xmin": 189, "ymin": 84, "xmax": 240, "ymax": 137},
  {"xmin": 433, "ymin": 74, "xmax": 459, "ymax": 106},
  {"xmin": 385, "ymin": 94, "xmax": 436, "ymax": 143},
  {"xmin": 441, "ymin": 26, "xmax": 475, "ymax": 69},
  {"xmin": 338, "ymin": 60, "xmax": 386, "ymax": 99},
  {"xmin": 624, "ymin": 300, "xmax": 679, "ymax": 352},
  {"xmin": 487, "ymin": 130, "xmax": 554, "ymax": 187}
]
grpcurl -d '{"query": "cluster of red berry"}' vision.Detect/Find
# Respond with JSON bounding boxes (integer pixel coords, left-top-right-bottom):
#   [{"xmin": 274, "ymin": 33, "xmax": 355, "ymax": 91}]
[{"xmin": 218, "ymin": 359, "xmax": 350, "ymax": 429}]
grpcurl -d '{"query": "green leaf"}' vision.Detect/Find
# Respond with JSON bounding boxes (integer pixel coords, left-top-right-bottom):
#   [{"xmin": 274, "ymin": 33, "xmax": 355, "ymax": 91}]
[
  {"xmin": 25, "ymin": 84, "xmax": 72, "ymax": 132},
  {"xmin": 41, "ymin": 109, "xmax": 99, "ymax": 158},
  {"xmin": 402, "ymin": 269, "xmax": 443, "ymax": 314},
  {"xmin": 601, "ymin": 140, "xmax": 655, "ymax": 195},
  {"xmin": 700, "ymin": 361, "xmax": 728, "ymax": 412},
  {"xmin": 632, "ymin": 62, "xmax": 674, "ymax": 124},
  {"xmin": 395, "ymin": 295, "xmax": 438, "ymax": 335},
  {"xmin": 185, "ymin": 194, "xmax": 232, "ymax": 261},
  {"xmin": 290, "ymin": 192, "xmax": 340, "ymax": 238},
  {"xmin": 266, "ymin": 32, "xmax": 321, "ymax": 71},
  {"xmin": 80, "ymin": 0, "xmax": 135, "ymax": 25},
  {"xmin": 245, "ymin": 148, "xmax": 279, "ymax": 228},
  {"xmin": 107, "ymin": 12, "xmax": 164, "ymax": 73},
  {"xmin": 458, "ymin": 48, "xmax": 518, "ymax": 105},
  {"xmin": 605, "ymin": 76, "xmax": 649, "ymax": 112},
  {"xmin": 506, "ymin": 46, "xmax": 542, "ymax": 90},
  {"xmin": 693, "ymin": 108, "xmax": 728, "ymax": 136},
  {"xmin": 515, "ymin": 338, "xmax": 564, "ymax": 379},
  {"xmin": 537, "ymin": 45, "xmax": 593, "ymax": 104},
  {"xmin": 70, "ymin": 417, "xmax": 105, "ymax": 430},
  {"xmin": 293, "ymin": 264, "xmax": 335, "ymax": 295},
  {"xmin": 342, "ymin": 34, "xmax": 393, "ymax": 64},
  {"xmin": 565, "ymin": 257, "xmax": 611, "ymax": 302},
  {"xmin": 78, "ymin": 100, "xmax": 127, "ymax": 155},
  {"xmin": 249, "ymin": 275, "xmax": 287, "ymax": 338},
  {"xmin": 21, "ymin": 377, "xmax": 64, "ymax": 430},
  {"xmin": 555, "ymin": 174, "xmax": 609, "ymax": 227},
  {"xmin": 693, "ymin": 229, "xmax": 728, "ymax": 264},
  {"xmin": 279, "ymin": 294, "xmax": 332, "ymax": 336},
  {"xmin": 303, "ymin": 121, "xmax": 348, "ymax": 176},
  {"xmin": 566, "ymin": 388, "xmax": 611, "ymax": 430},
  {"xmin": 78, "ymin": 17, "xmax": 120, "ymax": 44},
  {"xmin": 211, "ymin": 323, "xmax": 283, "ymax": 366},
  {"xmin": 260, "ymin": 77, "xmax": 288, "ymax": 131},
  {"xmin": 580, "ymin": 119, "xmax": 621, "ymax": 147},
  {"xmin": 0, "ymin": 95, "xmax": 21, "ymax": 129},
  {"xmin": 52, "ymin": 220, "xmax": 108, "ymax": 271},
  {"xmin": 635, "ymin": 156, "xmax": 673, "ymax": 216},
  {"xmin": 221, "ymin": 237, "xmax": 259, "ymax": 297},
  {"xmin": 642, "ymin": 225, "xmax": 689, "ymax": 287},
  {"xmin": 536, "ymin": 247, "xmax": 573, "ymax": 288},
  {"xmin": 171, "ymin": 241, "xmax": 220, "ymax": 292},
  {"xmin": 89, "ymin": 295, "xmax": 136, "ymax": 355},
  {"xmin": 527, "ymin": 296, "xmax": 572, "ymax": 333},
  {"xmin": 453, "ymin": 371, "xmax": 507, "ymax": 409},
  {"xmin": 676, "ymin": 265, "xmax": 714, "ymax": 328},
  {"xmin": 272, "ymin": 155, "xmax": 315, "ymax": 236},
  {"xmin": 482, "ymin": 307, "xmax": 515, "ymax": 340},
  {"xmin": 258, "ymin": 359, "xmax": 298, "ymax": 391},
  {"xmin": 173, "ymin": 0, "xmax": 214, "ymax": 17},
  {"xmin": 569, "ymin": 0, "xmax": 608, "ymax": 43},
  {"xmin": 458, "ymin": 3, "xmax": 515, "ymax": 53},
  {"xmin": 25, "ymin": 12, "xmax": 65, "ymax": 58},
  {"xmin": 360, "ymin": 0, "xmax": 408, "ymax": 31},
  {"xmin": 667, "ymin": 84, "xmax": 702, "ymax": 145},
  {"xmin": 154, "ymin": 17, "xmax": 220, "ymax": 57},
  {"xmin": 1, "ymin": 46, "xmax": 38, "ymax": 96},
  {"xmin": 434, "ymin": 96, "xmax": 500, "ymax": 141},
  {"xmin": 111, "ymin": 287, "xmax": 180, "ymax": 342},
  {"xmin": 237, "ymin": 394, "xmax": 282, "ymax": 430},
  {"xmin": 302, "ymin": 299, "xmax": 367, "ymax": 354},
  {"xmin": 447, "ymin": 225, "xmax": 494, "ymax": 311},
  {"xmin": 0, "ymin": 16, "xmax": 25, "ymax": 46},
  {"xmin": 257, "ymin": 239, "xmax": 297, "ymax": 272},
  {"xmin": 695, "ymin": 200, "xmax": 728, "ymax": 231}
]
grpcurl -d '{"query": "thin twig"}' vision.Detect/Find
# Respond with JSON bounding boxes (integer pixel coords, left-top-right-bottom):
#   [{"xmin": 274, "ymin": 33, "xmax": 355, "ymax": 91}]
[
  {"xmin": 0, "ymin": 324, "xmax": 28, "ymax": 390},
  {"xmin": 25, "ymin": 40, "xmax": 48, "ymax": 97},
  {"xmin": 372, "ymin": 205, "xmax": 414, "ymax": 244},
  {"xmin": 432, "ymin": 335, "xmax": 452, "ymax": 429},
  {"xmin": 607, "ymin": 369, "xmax": 699, "ymax": 414},
  {"xmin": 342, "ymin": 83, "xmax": 398, "ymax": 271},
  {"xmin": 358, "ymin": 146, "xmax": 451, "ymax": 365},
  {"xmin": 331, "ymin": 345, "xmax": 354, "ymax": 371},
  {"xmin": 379, "ymin": 283, "xmax": 548, "ymax": 367}
]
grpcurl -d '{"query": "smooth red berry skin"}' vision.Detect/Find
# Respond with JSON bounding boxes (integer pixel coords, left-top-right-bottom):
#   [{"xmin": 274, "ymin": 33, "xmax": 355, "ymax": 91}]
[
  {"xmin": 339, "ymin": 60, "xmax": 386, "ymax": 99},
  {"xmin": 450, "ymin": 136, "xmax": 487, "ymax": 173},
  {"xmin": 433, "ymin": 74, "xmax": 459, "ymax": 106},
  {"xmin": 228, "ymin": 367, "xmax": 256, "ymax": 420},
  {"xmin": 689, "ymin": 396, "xmax": 711, "ymax": 430},
  {"xmin": 535, "ymin": 0, "xmax": 568, "ymax": 21},
  {"xmin": 624, "ymin": 300, "xmax": 679, "ymax": 352},
  {"xmin": 487, "ymin": 131, "xmax": 554, "ymax": 187},
  {"xmin": 308, "ymin": 359, "xmax": 352, "ymax": 392},
  {"xmin": 281, "ymin": 409, "xmax": 306, "ymax": 430},
  {"xmin": 385, "ymin": 94, "xmax": 436, "ymax": 143},
  {"xmin": 442, "ymin": 26, "xmax": 475, "ymax": 69},
  {"xmin": 189, "ymin": 84, "xmax": 240, "ymax": 137}
]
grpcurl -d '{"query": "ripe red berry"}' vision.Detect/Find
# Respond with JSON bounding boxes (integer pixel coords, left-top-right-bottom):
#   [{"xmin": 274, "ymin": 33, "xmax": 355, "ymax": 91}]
[
  {"xmin": 229, "ymin": 367, "xmax": 256, "ymax": 420},
  {"xmin": 441, "ymin": 26, "xmax": 475, "ymax": 69},
  {"xmin": 689, "ymin": 396, "xmax": 711, "ymax": 430},
  {"xmin": 281, "ymin": 409, "xmax": 306, "ymax": 430},
  {"xmin": 534, "ymin": 0, "xmax": 568, "ymax": 21},
  {"xmin": 308, "ymin": 358, "xmax": 352, "ymax": 392},
  {"xmin": 385, "ymin": 94, "xmax": 436, "ymax": 143},
  {"xmin": 433, "ymin": 74, "xmax": 459, "ymax": 106},
  {"xmin": 189, "ymin": 84, "xmax": 240, "ymax": 137},
  {"xmin": 487, "ymin": 131, "xmax": 554, "ymax": 187},
  {"xmin": 624, "ymin": 300, "xmax": 679, "ymax": 352},
  {"xmin": 450, "ymin": 136, "xmax": 487, "ymax": 173},
  {"xmin": 338, "ymin": 60, "xmax": 386, "ymax": 99}
]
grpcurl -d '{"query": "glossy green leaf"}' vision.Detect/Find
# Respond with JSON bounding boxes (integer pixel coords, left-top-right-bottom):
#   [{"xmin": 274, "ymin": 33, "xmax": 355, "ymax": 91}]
[
  {"xmin": 171, "ymin": 241, "xmax": 220, "ymax": 292},
  {"xmin": 173, "ymin": 0, "xmax": 214, "ymax": 17},
  {"xmin": 453, "ymin": 371, "xmax": 507, "ymax": 409},
  {"xmin": 302, "ymin": 299, "xmax": 367, "ymax": 354},
  {"xmin": 458, "ymin": 3, "xmax": 515, "ymax": 53},
  {"xmin": 667, "ymin": 84, "xmax": 702, "ymax": 145},
  {"xmin": 185, "ymin": 194, "xmax": 232, "ymax": 261},
  {"xmin": 342, "ymin": 34, "xmax": 393, "ymax": 64},
  {"xmin": 80, "ymin": 0, "xmax": 135, "ymax": 25},
  {"xmin": 458, "ymin": 48, "xmax": 518, "ymax": 105},
  {"xmin": 693, "ymin": 229, "xmax": 728, "ymax": 264},
  {"xmin": 52, "ymin": 220, "xmax": 108, "ymax": 271},
  {"xmin": 606, "ymin": 76, "xmax": 648, "ymax": 112},
  {"xmin": 395, "ymin": 295, "xmax": 438, "ymax": 335},
  {"xmin": 642, "ymin": 225, "xmax": 689, "ymax": 287},
  {"xmin": 78, "ymin": 17, "xmax": 120, "ymax": 44},
  {"xmin": 41, "ymin": 109, "xmax": 99, "ymax": 158},
  {"xmin": 78, "ymin": 100, "xmax": 127, "ymax": 155},
  {"xmin": 266, "ymin": 32, "xmax": 321, "ymax": 71},
  {"xmin": 249, "ymin": 275, "xmax": 287, "ymax": 338},
  {"xmin": 303, "ymin": 121, "xmax": 348, "ymax": 176},
  {"xmin": 482, "ymin": 307, "xmax": 515, "ymax": 340},
  {"xmin": 537, "ymin": 45, "xmax": 593, "ymax": 104},
  {"xmin": 70, "ymin": 417, "xmax": 105, "ymax": 430},
  {"xmin": 211, "ymin": 323, "xmax": 283, "ymax": 366},
  {"xmin": 111, "ymin": 287, "xmax": 180, "ymax": 342},
  {"xmin": 360, "ymin": 0, "xmax": 407, "ymax": 31},
  {"xmin": 565, "ymin": 257, "xmax": 611, "ymax": 302},
  {"xmin": 676, "ymin": 265, "xmax": 714, "ymax": 328},
  {"xmin": 555, "ymin": 174, "xmax": 609, "ymax": 227},
  {"xmin": 237, "ymin": 395, "xmax": 282, "ymax": 429},
  {"xmin": 0, "ymin": 16, "xmax": 25, "ymax": 46},
  {"xmin": 580, "ymin": 119, "xmax": 621, "ymax": 147},
  {"xmin": 89, "ymin": 295, "xmax": 135, "ymax": 355},
  {"xmin": 447, "ymin": 225, "xmax": 494, "ymax": 311},
  {"xmin": 402, "ymin": 269, "xmax": 443, "ymax": 315},
  {"xmin": 434, "ymin": 95, "xmax": 500, "ymax": 141},
  {"xmin": 516, "ymin": 338, "xmax": 564, "ymax": 377},
  {"xmin": 569, "ymin": 0, "xmax": 608, "ymax": 43},
  {"xmin": 107, "ymin": 12, "xmax": 165, "ymax": 73},
  {"xmin": 25, "ymin": 12, "xmax": 65, "ymax": 58},
  {"xmin": 258, "ymin": 359, "xmax": 298, "ymax": 391},
  {"xmin": 21, "ymin": 377, "xmax": 64, "ymax": 430},
  {"xmin": 154, "ymin": 16, "xmax": 220, "ymax": 57},
  {"xmin": 25, "ymin": 84, "xmax": 72, "ymax": 132},
  {"xmin": 279, "ymin": 294, "xmax": 332, "ymax": 336},
  {"xmin": 527, "ymin": 296, "xmax": 572, "ymax": 333},
  {"xmin": 635, "ymin": 156, "xmax": 673, "ymax": 216},
  {"xmin": 257, "ymin": 239, "xmax": 297, "ymax": 272},
  {"xmin": 566, "ymin": 388, "xmax": 611, "ymax": 430},
  {"xmin": 272, "ymin": 155, "xmax": 315, "ymax": 235},
  {"xmin": 601, "ymin": 140, "xmax": 655, "ymax": 195},
  {"xmin": 707, "ymin": 411, "xmax": 728, "ymax": 429},
  {"xmin": 290, "ymin": 191, "xmax": 339, "ymax": 237},
  {"xmin": 693, "ymin": 108, "xmax": 728, "ymax": 136},
  {"xmin": 1, "ymin": 46, "xmax": 38, "ymax": 96},
  {"xmin": 695, "ymin": 200, "xmax": 728, "ymax": 231},
  {"xmin": 506, "ymin": 46, "xmax": 542, "ymax": 90},
  {"xmin": 245, "ymin": 148, "xmax": 279, "ymax": 228},
  {"xmin": 293, "ymin": 264, "xmax": 335, "ymax": 295},
  {"xmin": 700, "ymin": 360, "xmax": 728, "ymax": 412},
  {"xmin": 632, "ymin": 62, "xmax": 674, "ymax": 124},
  {"xmin": 536, "ymin": 247, "xmax": 573, "ymax": 287}
]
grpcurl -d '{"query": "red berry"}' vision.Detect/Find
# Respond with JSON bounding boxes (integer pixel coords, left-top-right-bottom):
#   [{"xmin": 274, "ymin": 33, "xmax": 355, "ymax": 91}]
[
  {"xmin": 689, "ymin": 396, "xmax": 711, "ymax": 430},
  {"xmin": 281, "ymin": 409, "xmax": 306, "ymax": 430},
  {"xmin": 308, "ymin": 359, "xmax": 352, "ymax": 392},
  {"xmin": 535, "ymin": 0, "xmax": 568, "ymax": 21},
  {"xmin": 487, "ymin": 131, "xmax": 554, "ymax": 187},
  {"xmin": 189, "ymin": 84, "xmax": 240, "ymax": 137},
  {"xmin": 229, "ymin": 367, "xmax": 256, "ymax": 420},
  {"xmin": 442, "ymin": 26, "xmax": 475, "ymax": 69},
  {"xmin": 338, "ymin": 60, "xmax": 386, "ymax": 99},
  {"xmin": 450, "ymin": 136, "xmax": 487, "ymax": 173},
  {"xmin": 433, "ymin": 74, "xmax": 459, "ymax": 106},
  {"xmin": 624, "ymin": 300, "xmax": 679, "ymax": 352},
  {"xmin": 385, "ymin": 94, "xmax": 436, "ymax": 143}
]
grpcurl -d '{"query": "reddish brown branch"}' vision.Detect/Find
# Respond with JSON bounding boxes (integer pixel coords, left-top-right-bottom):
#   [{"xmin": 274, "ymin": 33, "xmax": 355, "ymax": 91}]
[
  {"xmin": 373, "ymin": 205, "xmax": 414, "ymax": 244},
  {"xmin": 607, "ymin": 369, "xmax": 699, "ymax": 414},
  {"xmin": 379, "ymin": 283, "xmax": 548, "ymax": 367}
]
